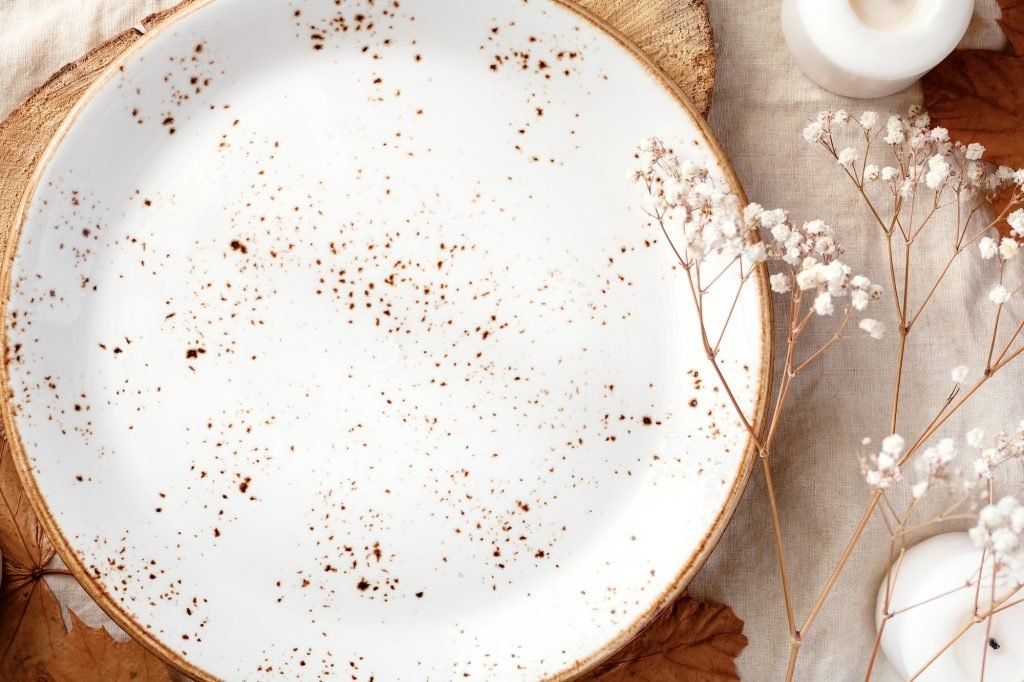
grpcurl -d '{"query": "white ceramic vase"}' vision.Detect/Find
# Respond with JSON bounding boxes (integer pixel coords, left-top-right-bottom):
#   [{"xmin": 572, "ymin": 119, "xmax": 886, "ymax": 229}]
[{"xmin": 781, "ymin": 0, "xmax": 975, "ymax": 98}]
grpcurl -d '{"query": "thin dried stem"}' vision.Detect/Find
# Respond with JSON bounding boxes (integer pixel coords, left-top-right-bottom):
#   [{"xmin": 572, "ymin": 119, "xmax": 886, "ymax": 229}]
[
  {"xmin": 800, "ymin": 492, "xmax": 881, "ymax": 636},
  {"xmin": 763, "ymin": 457, "xmax": 798, "ymax": 638},
  {"xmin": 887, "ymin": 582, "xmax": 975, "ymax": 617},
  {"xmin": 986, "ymin": 264, "xmax": 1007, "ymax": 372},
  {"xmin": 994, "ymin": 317, "xmax": 1024, "ymax": 368},
  {"xmin": 795, "ymin": 309, "xmax": 852, "ymax": 373},
  {"xmin": 864, "ymin": 616, "xmax": 889, "ymax": 682},
  {"xmin": 785, "ymin": 639, "xmax": 801, "ymax": 681},
  {"xmin": 979, "ymin": 573, "xmax": 997, "ymax": 682},
  {"xmin": 645, "ymin": 127, "xmax": 1024, "ymax": 682},
  {"xmin": 885, "ymin": 232, "xmax": 903, "ymax": 319},
  {"xmin": 891, "ymin": 514, "xmax": 977, "ymax": 538},
  {"xmin": 906, "ymin": 245, "xmax": 962, "ymax": 330},
  {"xmin": 907, "ymin": 584, "xmax": 1024, "ymax": 681}
]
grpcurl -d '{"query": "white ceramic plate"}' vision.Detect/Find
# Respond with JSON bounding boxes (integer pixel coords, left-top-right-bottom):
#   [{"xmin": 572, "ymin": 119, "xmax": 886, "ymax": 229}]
[{"xmin": 2, "ymin": 1, "xmax": 770, "ymax": 679}]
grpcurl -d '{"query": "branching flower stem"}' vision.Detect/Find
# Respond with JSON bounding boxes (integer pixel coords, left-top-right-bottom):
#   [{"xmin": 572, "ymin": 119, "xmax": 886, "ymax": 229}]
[{"xmin": 635, "ymin": 119, "xmax": 1024, "ymax": 680}]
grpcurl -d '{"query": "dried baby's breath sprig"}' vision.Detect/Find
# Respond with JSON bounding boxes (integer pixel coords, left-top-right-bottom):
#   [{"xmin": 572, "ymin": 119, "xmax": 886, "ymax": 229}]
[
  {"xmin": 803, "ymin": 107, "xmax": 1024, "ymax": 680},
  {"xmin": 634, "ymin": 137, "xmax": 883, "ymax": 650},
  {"xmin": 635, "ymin": 106, "xmax": 1024, "ymax": 682},
  {"xmin": 972, "ymin": 496, "xmax": 1024, "ymax": 585},
  {"xmin": 869, "ymin": 423, "xmax": 1024, "ymax": 522},
  {"xmin": 635, "ymin": 138, "xmax": 881, "ymax": 329},
  {"xmin": 634, "ymin": 138, "xmax": 883, "ymax": 462},
  {"xmin": 806, "ymin": 106, "xmax": 1024, "ymax": 441},
  {"xmin": 967, "ymin": 420, "xmax": 1024, "ymax": 487},
  {"xmin": 860, "ymin": 435, "xmax": 905, "ymax": 491},
  {"xmin": 867, "ymin": 422, "xmax": 1024, "ymax": 681}
]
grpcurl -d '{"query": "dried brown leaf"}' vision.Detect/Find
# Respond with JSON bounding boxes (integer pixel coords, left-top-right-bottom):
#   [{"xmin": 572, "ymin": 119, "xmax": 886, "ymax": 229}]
[
  {"xmin": 923, "ymin": 0, "xmax": 1024, "ymax": 168},
  {"xmin": 0, "ymin": 437, "xmax": 68, "ymax": 680},
  {"xmin": 0, "ymin": 437, "xmax": 176, "ymax": 681},
  {"xmin": 923, "ymin": 0, "xmax": 1024, "ymax": 236},
  {"xmin": 998, "ymin": 0, "xmax": 1024, "ymax": 55},
  {"xmin": 580, "ymin": 593, "xmax": 747, "ymax": 681},
  {"xmin": 923, "ymin": 55, "xmax": 1024, "ymax": 167},
  {"xmin": 46, "ymin": 611, "xmax": 174, "ymax": 682}
]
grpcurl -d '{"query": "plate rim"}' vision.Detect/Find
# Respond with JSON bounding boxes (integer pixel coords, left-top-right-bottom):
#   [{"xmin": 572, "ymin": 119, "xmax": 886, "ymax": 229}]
[{"xmin": 0, "ymin": 1, "xmax": 774, "ymax": 679}]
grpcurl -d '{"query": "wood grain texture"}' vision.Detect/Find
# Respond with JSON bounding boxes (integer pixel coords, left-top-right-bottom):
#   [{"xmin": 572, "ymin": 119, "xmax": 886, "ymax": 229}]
[
  {"xmin": 0, "ymin": 29, "xmax": 137, "ymax": 260},
  {"xmin": 576, "ymin": 0, "xmax": 715, "ymax": 115}
]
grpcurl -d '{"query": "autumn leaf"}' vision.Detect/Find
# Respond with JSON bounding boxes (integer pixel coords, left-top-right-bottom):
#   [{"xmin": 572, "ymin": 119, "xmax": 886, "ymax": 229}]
[
  {"xmin": 45, "ymin": 611, "xmax": 174, "ymax": 682},
  {"xmin": 0, "ymin": 436, "xmax": 176, "ymax": 681},
  {"xmin": 0, "ymin": 436, "xmax": 68, "ymax": 680},
  {"xmin": 923, "ymin": 0, "xmax": 1024, "ymax": 168},
  {"xmin": 922, "ymin": 56, "xmax": 1024, "ymax": 167},
  {"xmin": 998, "ymin": 0, "xmax": 1024, "ymax": 54},
  {"xmin": 579, "ymin": 592, "xmax": 748, "ymax": 681},
  {"xmin": 922, "ymin": 0, "xmax": 1024, "ymax": 237}
]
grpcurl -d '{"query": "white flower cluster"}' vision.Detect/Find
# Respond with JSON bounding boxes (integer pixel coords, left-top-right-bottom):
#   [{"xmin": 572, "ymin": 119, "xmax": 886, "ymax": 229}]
[
  {"xmin": 862, "ymin": 423, "xmax": 1024, "ymax": 505},
  {"xmin": 911, "ymin": 437, "xmax": 956, "ymax": 499},
  {"xmin": 633, "ymin": 138, "xmax": 748, "ymax": 262},
  {"xmin": 970, "ymin": 496, "xmax": 1024, "ymax": 584},
  {"xmin": 861, "ymin": 434, "xmax": 904, "ymax": 490},
  {"xmin": 992, "ymin": 166, "xmax": 1024, "ymax": 198},
  {"xmin": 989, "ymin": 285, "xmax": 1013, "ymax": 305},
  {"xmin": 735, "ymin": 206, "xmax": 883, "ymax": 322},
  {"xmin": 807, "ymin": 107, "xmax": 1024, "ymax": 313},
  {"xmin": 859, "ymin": 318, "xmax": 885, "ymax": 340},
  {"xmin": 804, "ymin": 105, "xmax": 1024, "ymax": 202},
  {"xmin": 1010, "ymin": 208, "xmax": 1024, "ymax": 237},
  {"xmin": 968, "ymin": 421, "xmax": 1024, "ymax": 484},
  {"xmin": 635, "ymin": 139, "xmax": 883, "ymax": 331},
  {"xmin": 801, "ymin": 108, "xmax": 877, "ymax": 144},
  {"xmin": 978, "ymin": 236, "xmax": 1019, "ymax": 262},
  {"xmin": 979, "ymin": 235, "xmax": 1021, "ymax": 305}
]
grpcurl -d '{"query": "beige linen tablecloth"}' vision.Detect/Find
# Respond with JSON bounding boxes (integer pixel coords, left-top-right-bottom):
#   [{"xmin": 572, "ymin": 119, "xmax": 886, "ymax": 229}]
[{"xmin": 0, "ymin": 1, "xmax": 1014, "ymax": 680}]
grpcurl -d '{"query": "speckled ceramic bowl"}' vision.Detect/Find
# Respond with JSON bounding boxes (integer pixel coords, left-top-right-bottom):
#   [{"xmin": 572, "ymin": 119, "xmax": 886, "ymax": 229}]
[{"xmin": 1, "ymin": 0, "xmax": 771, "ymax": 679}]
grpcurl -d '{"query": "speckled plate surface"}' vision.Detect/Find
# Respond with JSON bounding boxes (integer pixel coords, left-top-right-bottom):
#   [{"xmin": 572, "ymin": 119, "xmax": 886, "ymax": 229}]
[{"xmin": 2, "ymin": 1, "xmax": 770, "ymax": 680}]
